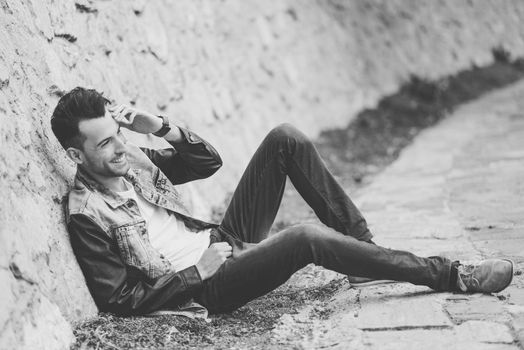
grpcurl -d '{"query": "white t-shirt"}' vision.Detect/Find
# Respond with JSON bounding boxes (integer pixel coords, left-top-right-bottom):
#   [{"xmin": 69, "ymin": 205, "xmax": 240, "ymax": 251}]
[{"xmin": 117, "ymin": 182, "xmax": 210, "ymax": 272}]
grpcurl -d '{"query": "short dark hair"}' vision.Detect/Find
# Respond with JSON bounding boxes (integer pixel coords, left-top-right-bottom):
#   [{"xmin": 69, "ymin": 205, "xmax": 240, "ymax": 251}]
[{"xmin": 51, "ymin": 87, "xmax": 111, "ymax": 149}]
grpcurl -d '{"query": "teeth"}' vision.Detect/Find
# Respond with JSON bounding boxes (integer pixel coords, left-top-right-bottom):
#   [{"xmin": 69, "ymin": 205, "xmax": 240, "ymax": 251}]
[{"xmin": 112, "ymin": 155, "xmax": 126, "ymax": 163}]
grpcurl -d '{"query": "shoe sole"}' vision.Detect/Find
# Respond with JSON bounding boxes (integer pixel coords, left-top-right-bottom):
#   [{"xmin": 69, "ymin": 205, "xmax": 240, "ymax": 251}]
[{"xmin": 349, "ymin": 279, "xmax": 398, "ymax": 287}]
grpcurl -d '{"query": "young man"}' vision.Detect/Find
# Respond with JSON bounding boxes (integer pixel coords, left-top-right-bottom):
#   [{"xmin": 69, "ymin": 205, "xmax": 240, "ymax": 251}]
[{"xmin": 51, "ymin": 87, "xmax": 513, "ymax": 316}]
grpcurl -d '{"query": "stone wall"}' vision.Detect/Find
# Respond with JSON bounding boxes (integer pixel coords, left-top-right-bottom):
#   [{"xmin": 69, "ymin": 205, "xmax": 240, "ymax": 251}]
[{"xmin": 1, "ymin": 0, "xmax": 524, "ymax": 348}]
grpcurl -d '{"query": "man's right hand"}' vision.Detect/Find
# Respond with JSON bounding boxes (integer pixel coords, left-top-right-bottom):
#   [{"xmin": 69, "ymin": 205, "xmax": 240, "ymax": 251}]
[{"xmin": 195, "ymin": 242, "xmax": 232, "ymax": 280}]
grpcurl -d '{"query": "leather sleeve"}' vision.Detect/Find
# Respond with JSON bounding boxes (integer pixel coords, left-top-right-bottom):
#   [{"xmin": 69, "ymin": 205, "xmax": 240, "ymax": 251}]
[
  {"xmin": 140, "ymin": 127, "xmax": 223, "ymax": 185},
  {"xmin": 68, "ymin": 214, "xmax": 203, "ymax": 316}
]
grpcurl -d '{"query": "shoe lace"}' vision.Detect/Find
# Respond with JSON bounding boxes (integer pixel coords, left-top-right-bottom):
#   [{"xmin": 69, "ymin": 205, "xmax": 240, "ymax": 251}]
[{"xmin": 457, "ymin": 264, "xmax": 480, "ymax": 292}]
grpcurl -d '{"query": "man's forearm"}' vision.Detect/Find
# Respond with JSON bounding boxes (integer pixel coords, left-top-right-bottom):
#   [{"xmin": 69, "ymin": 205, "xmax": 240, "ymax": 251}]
[
  {"xmin": 110, "ymin": 104, "xmax": 184, "ymax": 143},
  {"xmin": 162, "ymin": 124, "xmax": 184, "ymax": 143},
  {"xmin": 141, "ymin": 124, "xmax": 223, "ymax": 185},
  {"xmin": 151, "ymin": 115, "xmax": 185, "ymax": 143}
]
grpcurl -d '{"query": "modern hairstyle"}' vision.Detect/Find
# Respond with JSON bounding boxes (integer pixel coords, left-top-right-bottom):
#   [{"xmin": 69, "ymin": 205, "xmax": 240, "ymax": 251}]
[{"xmin": 50, "ymin": 87, "xmax": 111, "ymax": 149}]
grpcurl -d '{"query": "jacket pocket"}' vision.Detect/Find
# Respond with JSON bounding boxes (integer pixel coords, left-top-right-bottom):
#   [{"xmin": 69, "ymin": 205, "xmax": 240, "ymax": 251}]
[
  {"xmin": 113, "ymin": 221, "xmax": 150, "ymax": 271},
  {"xmin": 112, "ymin": 220, "xmax": 171, "ymax": 279}
]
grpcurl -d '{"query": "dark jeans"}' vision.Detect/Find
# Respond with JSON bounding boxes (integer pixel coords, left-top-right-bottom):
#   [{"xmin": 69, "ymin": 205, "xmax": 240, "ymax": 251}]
[{"xmin": 196, "ymin": 124, "xmax": 452, "ymax": 313}]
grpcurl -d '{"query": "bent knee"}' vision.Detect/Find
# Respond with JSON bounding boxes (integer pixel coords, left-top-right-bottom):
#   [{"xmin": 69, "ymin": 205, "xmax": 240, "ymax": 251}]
[
  {"xmin": 283, "ymin": 223, "xmax": 326, "ymax": 243},
  {"xmin": 267, "ymin": 123, "xmax": 310, "ymax": 145}
]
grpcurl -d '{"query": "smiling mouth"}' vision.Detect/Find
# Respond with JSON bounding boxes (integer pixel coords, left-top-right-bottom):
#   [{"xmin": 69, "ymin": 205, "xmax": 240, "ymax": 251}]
[{"xmin": 111, "ymin": 154, "xmax": 127, "ymax": 164}]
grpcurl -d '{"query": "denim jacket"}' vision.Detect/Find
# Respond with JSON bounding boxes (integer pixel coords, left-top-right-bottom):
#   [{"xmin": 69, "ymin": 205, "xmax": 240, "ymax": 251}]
[{"xmin": 67, "ymin": 127, "xmax": 222, "ymax": 315}]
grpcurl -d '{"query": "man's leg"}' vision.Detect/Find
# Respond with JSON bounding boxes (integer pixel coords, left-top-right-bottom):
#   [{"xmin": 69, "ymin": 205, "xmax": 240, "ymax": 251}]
[
  {"xmin": 197, "ymin": 224, "xmax": 453, "ymax": 313},
  {"xmin": 218, "ymin": 123, "xmax": 372, "ymax": 244}
]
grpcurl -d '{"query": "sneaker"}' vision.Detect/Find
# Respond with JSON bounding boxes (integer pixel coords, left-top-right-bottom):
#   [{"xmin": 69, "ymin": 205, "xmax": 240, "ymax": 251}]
[
  {"xmin": 456, "ymin": 259, "xmax": 514, "ymax": 293},
  {"xmin": 347, "ymin": 275, "xmax": 397, "ymax": 287}
]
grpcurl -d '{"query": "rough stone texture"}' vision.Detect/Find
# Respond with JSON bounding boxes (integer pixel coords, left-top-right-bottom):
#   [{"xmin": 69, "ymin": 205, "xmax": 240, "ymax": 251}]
[
  {"xmin": 363, "ymin": 320, "xmax": 516, "ymax": 350},
  {"xmin": 506, "ymin": 305, "xmax": 524, "ymax": 347},
  {"xmin": 2, "ymin": 0, "xmax": 524, "ymax": 348},
  {"xmin": 445, "ymin": 294, "xmax": 510, "ymax": 324},
  {"xmin": 339, "ymin": 284, "xmax": 452, "ymax": 330},
  {"xmin": 362, "ymin": 326, "xmax": 517, "ymax": 350}
]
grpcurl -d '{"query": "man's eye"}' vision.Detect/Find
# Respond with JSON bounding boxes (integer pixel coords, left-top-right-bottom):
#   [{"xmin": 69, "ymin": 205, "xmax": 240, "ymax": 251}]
[{"xmin": 100, "ymin": 140, "xmax": 110, "ymax": 147}]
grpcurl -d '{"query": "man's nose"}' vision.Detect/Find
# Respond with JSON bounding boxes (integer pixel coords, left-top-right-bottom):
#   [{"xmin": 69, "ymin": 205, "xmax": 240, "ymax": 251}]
[{"xmin": 115, "ymin": 133, "xmax": 127, "ymax": 150}]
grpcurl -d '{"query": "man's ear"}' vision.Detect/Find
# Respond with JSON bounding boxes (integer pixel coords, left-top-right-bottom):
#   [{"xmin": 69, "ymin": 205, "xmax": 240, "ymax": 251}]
[{"xmin": 66, "ymin": 147, "xmax": 84, "ymax": 165}]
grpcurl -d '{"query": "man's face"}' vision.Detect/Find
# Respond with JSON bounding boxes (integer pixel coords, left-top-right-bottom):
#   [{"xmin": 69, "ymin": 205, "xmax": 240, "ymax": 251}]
[{"xmin": 76, "ymin": 111, "xmax": 130, "ymax": 180}]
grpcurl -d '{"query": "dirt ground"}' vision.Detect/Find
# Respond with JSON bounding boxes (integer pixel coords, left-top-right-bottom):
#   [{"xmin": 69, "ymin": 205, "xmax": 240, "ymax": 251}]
[{"xmin": 71, "ymin": 50, "xmax": 524, "ymax": 350}]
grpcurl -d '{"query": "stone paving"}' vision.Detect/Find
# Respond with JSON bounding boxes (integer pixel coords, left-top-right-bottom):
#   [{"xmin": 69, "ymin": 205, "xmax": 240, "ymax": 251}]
[{"xmin": 271, "ymin": 80, "xmax": 524, "ymax": 349}]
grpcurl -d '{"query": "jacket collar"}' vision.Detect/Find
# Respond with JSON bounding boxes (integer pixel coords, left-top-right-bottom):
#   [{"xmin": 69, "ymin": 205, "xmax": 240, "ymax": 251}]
[{"xmin": 74, "ymin": 166, "xmax": 142, "ymax": 209}]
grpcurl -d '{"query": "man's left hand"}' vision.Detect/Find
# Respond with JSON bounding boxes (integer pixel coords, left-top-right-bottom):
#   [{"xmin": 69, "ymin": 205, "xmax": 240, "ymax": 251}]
[{"xmin": 108, "ymin": 104, "xmax": 162, "ymax": 135}]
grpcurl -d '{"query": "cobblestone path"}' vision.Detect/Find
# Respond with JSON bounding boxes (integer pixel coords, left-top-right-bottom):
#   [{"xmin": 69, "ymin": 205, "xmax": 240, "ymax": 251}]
[{"xmin": 271, "ymin": 80, "xmax": 524, "ymax": 349}]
